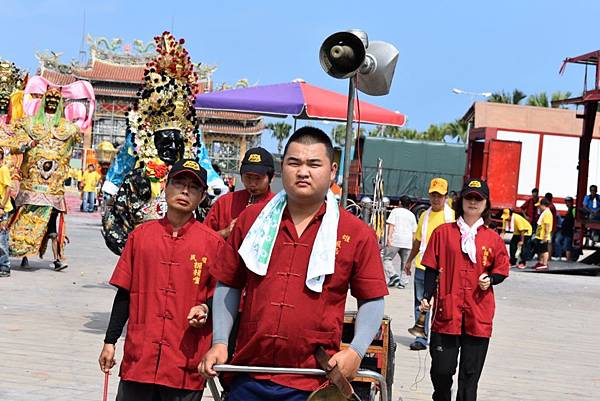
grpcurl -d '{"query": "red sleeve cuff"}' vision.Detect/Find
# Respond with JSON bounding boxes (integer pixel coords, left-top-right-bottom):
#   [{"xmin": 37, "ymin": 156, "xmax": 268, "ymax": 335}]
[{"xmin": 350, "ymin": 279, "xmax": 389, "ymax": 300}]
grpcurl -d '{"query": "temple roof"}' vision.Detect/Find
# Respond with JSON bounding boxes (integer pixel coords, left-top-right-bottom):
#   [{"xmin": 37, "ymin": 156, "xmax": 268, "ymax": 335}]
[{"xmin": 75, "ymin": 59, "xmax": 145, "ymax": 83}]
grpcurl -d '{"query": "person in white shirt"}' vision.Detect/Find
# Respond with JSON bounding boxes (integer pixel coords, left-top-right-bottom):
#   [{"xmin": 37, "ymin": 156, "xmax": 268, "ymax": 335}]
[{"xmin": 383, "ymin": 196, "xmax": 417, "ymax": 288}]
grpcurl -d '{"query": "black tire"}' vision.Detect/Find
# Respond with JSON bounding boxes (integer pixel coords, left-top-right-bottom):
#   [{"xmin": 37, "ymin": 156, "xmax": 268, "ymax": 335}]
[{"xmin": 411, "ymin": 203, "xmax": 429, "ymax": 219}]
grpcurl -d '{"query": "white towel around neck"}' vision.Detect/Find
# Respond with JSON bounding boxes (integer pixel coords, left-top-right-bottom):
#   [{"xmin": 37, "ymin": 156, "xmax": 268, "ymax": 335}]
[{"xmin": 238, "ymin": 189, "xmax": 340, "ymax": 292}]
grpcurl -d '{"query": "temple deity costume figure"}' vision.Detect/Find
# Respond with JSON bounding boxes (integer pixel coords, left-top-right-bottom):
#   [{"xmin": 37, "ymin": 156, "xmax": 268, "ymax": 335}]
[
  {"xmin": 7, "ymin": 76, "xmax": 95, "ymax": 264},
  {"xmin": 102, "ymin": 32, "xmax": 200, "ymax": 255}
]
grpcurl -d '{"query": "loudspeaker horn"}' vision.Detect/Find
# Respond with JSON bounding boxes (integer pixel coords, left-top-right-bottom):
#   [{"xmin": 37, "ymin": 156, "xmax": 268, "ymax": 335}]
[
  {"xmin": 319, "ymin": 31, "xmax": 367, "ymax": 79},
  {"xmin": 357, "ymin": 40, "xmax": 399, "ymax": 96}
]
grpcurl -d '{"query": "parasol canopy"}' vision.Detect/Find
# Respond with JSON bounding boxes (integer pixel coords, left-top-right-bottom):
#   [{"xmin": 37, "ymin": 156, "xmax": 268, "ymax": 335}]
[{"xmin": 194, "ymin": 81, "xmax": 405, "ymax": 127}]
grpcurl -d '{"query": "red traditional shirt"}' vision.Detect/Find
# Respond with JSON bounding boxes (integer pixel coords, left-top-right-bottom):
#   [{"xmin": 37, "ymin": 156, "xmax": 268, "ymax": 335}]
[
  {"xmin": 421, "ymin": 222, "xmax": 509, "ymax": 338},
  {"xmin": 110, "ymin": 217, "xmax": 225, "ymax": 390},
  {"xmin": 204, "ymin": 189, "xmax": 274, "ymax": 232},
  {"xmin": 210, "ymin": 203, "xmax": 389, "ymax": 391}
]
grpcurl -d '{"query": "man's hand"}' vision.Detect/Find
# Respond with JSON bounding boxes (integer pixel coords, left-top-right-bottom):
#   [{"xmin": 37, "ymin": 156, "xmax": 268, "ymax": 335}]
[
  {"xmin": 479, "ymin": 273, "xmax": 491, "ymax": 291},
  {"xmin": 328, "ymin": 348, "xmax": 361, "ymax": 379},
  {"xmin": 198, "ymin": 343, "xmax": 228, "ymax": 378},
  {"xmin": 404, "ymin": 259, "xmax": 413, "ymax": 276},
  {"xmin": 98, "ymin": 344, "xmax": 116, "ymax": 373},
  {"xmin": 187, "ymin": 304, "xmax": 209, "ymax": 328},
  {"xmin": 419, "ymin": 298, "xmax": 432, "ymax": 312},
  {"xmin": 218, "ymin": 218, "xmax": 237, "ymax": 239}
]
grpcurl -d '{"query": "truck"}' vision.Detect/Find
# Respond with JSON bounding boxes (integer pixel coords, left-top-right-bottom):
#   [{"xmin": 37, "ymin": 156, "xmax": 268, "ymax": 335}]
[
  {"xmin": 462, "ymin": 101, "xmax": 600, "ymax": 215},
  {"xmin": 348, "ymin": 136, "xmax": 467, "ymax": 213}
]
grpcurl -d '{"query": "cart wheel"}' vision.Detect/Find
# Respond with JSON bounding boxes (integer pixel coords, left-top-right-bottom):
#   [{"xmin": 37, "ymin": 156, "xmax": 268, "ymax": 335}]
[{"xmin": 386, "ymin": 324, "xmax": 396, "ymax": 400}]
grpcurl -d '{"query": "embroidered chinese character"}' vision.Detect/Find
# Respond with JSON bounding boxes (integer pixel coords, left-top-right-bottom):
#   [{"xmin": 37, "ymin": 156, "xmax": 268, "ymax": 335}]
[
  {"xmin": 482, "ymin": 246, "xmax": 490, "ymax": 268},
  {"xmin": 191, "ymin": 255, "xmax": 207, "ymax": 285}
]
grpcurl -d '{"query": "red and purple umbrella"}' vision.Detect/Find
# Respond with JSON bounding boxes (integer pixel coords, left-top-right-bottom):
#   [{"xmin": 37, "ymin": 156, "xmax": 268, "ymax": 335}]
[{"xmin": 194, "ymin": 81, "xmax": 406, "ymax": 127}]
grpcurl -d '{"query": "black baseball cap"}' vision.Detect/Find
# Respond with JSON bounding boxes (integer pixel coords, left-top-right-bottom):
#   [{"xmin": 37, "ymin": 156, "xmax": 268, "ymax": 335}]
[
  {"xmin": 461, "ymin": 178, "xmax": 490, "ymax": 200},
  {"xmin": 240, "ymin": 147, "xmax": 274, "ymax": 176},
  {"xmin": 168, "ymin": 159, "xmax": 208, "ymax": 189}
]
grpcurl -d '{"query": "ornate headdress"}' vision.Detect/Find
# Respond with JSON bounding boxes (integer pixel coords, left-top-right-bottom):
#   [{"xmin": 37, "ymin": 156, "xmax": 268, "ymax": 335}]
[
  {"xmin": 23, "ymin": 75, "xmax": 96, "ymax": 129},
  {"xmin": 128, "ymin": 32, "xmax": 199, "ymax": 163},
  {"xmin": 0, "ymin": 58, "xmax": 26, "ymax": 122},
  {"xmin": 0, "ymin": 59, "xmax": 23, "ymax": 96}
]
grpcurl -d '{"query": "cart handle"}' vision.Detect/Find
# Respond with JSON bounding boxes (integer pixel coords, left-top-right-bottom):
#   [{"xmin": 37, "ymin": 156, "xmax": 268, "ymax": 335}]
[{"xmin": 207, "ymin": 364, "xmax": 388, "ymax": 401}]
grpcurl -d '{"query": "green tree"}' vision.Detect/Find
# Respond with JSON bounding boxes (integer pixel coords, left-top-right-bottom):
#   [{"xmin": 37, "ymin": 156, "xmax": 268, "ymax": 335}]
[
  {"xmin": 369, "ymin": 125, "xmax": 420, "ymax": 139},
  {"xmin": 527, "ymin": 91, "xmax": 572, "ymax": 108},
  {"xmin": 527, "ymin": 92, "xmax": 550, "ymax": 108},
  {"xmin": 267, "ymin": 122, "xmax": 292, "ymax": 154},
  {"xmin": 331, "ymin": 124, "xmax": 366, "ymax": 146},
  {"xmin": 551, "ymin": 91, "xmax": 572, "ymax": 108},
  {"xmin": 488, "ymin": 89, "xmax": 527, "ymax": 105},
  {"xmin": 443, "ymin": 119, "xmax": 469, "ymax": 141}
]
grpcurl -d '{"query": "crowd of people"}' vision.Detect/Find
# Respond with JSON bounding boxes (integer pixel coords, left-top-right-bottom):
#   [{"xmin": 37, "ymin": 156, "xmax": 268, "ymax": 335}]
[{"xmin": 3, "ymin": 32, "xmax": 584, "ymax": 401}]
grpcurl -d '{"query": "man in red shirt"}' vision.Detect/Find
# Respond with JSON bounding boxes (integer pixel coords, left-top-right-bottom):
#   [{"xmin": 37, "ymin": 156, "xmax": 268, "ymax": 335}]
[
  {"xmin": 520, "ymin": 187, "xmax": 540, "ymax": 231},
  {"xmin": 98, "ymin": 159, "xmax": 228, "ymax": 401},
  {"xmin": 420, "ymin": 179, "xmax": 509, "ymax": 401},
  {"xmin": 204, "ymin": 147, "xmax": 275, "ymax": 238},
  {"xmin": 199, "ymin": 127, "xmax": 388, "ymax": 400}
]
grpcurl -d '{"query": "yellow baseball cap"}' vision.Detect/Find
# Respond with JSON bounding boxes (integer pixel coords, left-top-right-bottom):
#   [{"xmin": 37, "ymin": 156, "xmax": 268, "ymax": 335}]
[
  {"xmin": 501, "ymin": 208, "xmax": 510, "ymax": 220},
  {"xmin": 428, "ymin": 178, "xmax": 448, "ymax": 195}
]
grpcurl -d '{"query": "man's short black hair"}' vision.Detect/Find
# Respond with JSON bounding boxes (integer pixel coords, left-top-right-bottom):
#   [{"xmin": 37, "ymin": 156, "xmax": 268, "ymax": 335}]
[
  {"xmin": 545, "ymin": 192, "xmax": 553, "ymax": 201},
  {"xmin": 591, "ymin": 185, "xmax": 598, "ymax": 191},
  {"xmin": 283, "ymin": 126, "xmax": 334, "ymax": 162},
  {"xmin": 532, "ymin": 188, "xmax": 539, "ymax": 194},
  {"xmin": 400, "ymin": 195, "xmax": 411, "ymax": 208},
  {"xmin": 540, "ymin": 198, "xmax": 550, "ymax": 207}
]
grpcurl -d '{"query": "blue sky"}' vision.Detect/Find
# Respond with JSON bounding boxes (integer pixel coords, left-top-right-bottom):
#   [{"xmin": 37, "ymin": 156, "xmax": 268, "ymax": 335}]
[{"xmin": 3, "ymin": 0, "xmax": 599, "ymax": 152}]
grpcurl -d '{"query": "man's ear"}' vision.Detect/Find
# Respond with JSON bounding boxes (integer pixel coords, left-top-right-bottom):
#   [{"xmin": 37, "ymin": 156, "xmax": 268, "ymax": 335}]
[{"xmin": 330, "ymin": 162, "xmax": 338, "ymax": 182}]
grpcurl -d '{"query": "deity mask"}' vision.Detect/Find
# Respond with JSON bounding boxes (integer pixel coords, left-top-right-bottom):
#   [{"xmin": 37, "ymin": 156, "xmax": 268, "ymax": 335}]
[
  {"xmin": 44, "ymin": 88, "xmax": 62, "ymax": 114},
  {"xmin": 153, "ymin": 129, "xmax": 184, "ymax": 166}
]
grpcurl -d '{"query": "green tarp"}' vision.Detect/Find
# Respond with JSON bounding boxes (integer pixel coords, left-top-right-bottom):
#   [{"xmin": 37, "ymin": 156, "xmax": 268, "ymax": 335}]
[{"xmin": 360, "ymin": 137, "xmax": 467, "ymax": 199}]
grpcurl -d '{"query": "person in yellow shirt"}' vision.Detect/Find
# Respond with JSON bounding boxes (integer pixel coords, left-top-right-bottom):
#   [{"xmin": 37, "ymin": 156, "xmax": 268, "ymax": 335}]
[
  {"xmin": 533, "ymin": 198, "xmax": 553, "ymax": 271},
  {"xmin": 405, "ymin": 177, "xmax": 455, "ymax": 350},
  {"xmin": 501, "ymin": 208, "xmax": 533, "ymax": 269},
  {"xmin": 0, "ymin": 151, "xmax": 13, "ymax": 277},
  {"xmin": 81, "ymin": 164, "xmax": 101, "ymax": 213}
]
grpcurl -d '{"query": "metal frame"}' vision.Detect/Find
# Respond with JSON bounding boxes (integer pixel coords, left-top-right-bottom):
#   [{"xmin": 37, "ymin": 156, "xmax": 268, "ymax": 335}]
[{"xmin": 206, "ymin": 364, "xmax": 388, "ymax": 401}]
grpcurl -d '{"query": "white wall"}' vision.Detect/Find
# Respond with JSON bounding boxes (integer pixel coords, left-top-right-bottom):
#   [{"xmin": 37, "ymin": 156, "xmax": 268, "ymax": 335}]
[
  {"xmin": 539, "ymin": 135, "xmax": 579, "ymax": 198},
  {"xmin": 496, "ymin": 130, "xmax": 600, "ymax": 206}
]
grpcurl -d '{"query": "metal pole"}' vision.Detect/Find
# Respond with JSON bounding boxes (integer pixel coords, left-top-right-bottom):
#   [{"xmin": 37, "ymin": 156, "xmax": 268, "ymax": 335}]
[
  {"xmin": 210, "ymin": 364, "xmax": 389, "ymax": 401},
  {"xmin": 341, "ymin": 76, "xmax": 356, "ymax": 207}
]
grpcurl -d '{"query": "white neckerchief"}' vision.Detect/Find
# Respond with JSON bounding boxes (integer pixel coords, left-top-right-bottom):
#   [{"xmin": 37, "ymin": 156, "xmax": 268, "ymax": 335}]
[
  {"xmin": 419, "ymin": 204, "xmax": 454, "ymax": 254},
  {"xmin": 456, "ymin": 216, "xmax": 483, "ymax": 263},
  {"xmin": 238, "ymin": 189, "xmax": 340, "ymax": 293},
  {"xmin": 456, "ymin": 216, "xmax": 484, "ymax": 263}
]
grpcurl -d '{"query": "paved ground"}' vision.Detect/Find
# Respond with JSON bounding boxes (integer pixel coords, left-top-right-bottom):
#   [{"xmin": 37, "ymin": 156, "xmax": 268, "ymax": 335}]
[{"xmin": 1, "ymin": 210, "xmax": 599, "ymax": 401}]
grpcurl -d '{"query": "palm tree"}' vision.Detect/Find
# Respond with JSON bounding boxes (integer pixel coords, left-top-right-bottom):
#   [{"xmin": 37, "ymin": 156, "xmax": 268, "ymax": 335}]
[
  {"xmin": 444, "ymin": 119, "xmax": 469, "ymax": 141},
  {"xmin": 267, "ymin": 122, "xmax": 292, "ymax": 154},
  {"xmin": 527, "ymin": 92, "xmax": 550, "ymax": 108},
  {"xmin": 370, "ymin": 125, "xmax": 420, "ymax": 139},
  {"xmin": 527, "ymin": 91, "xmax": 572, "ymax": 108},
  {"xmin": 551, "ymin": 91, "xmax": 572, "ymax": 108},
  {"xmin": 488, "ymin": 89, "xmax": 527, "ymax": 105},
  {"xmin": 331, "ymin": 124, "xmax": 366, "ymax": 146}
]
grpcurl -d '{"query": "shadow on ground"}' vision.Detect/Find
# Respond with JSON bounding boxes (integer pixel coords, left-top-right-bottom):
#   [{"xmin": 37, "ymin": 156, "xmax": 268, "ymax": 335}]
[{"xmin": 82, "ymin": 311, "xmax": 110, "ymax": 335}]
